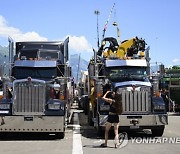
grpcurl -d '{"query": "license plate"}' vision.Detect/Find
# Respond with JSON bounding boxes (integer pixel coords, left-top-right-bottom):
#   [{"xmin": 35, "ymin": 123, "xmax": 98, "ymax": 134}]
[
  {"xmin": 130, "ymin": 125, "xmax": 139, "ymax": 129},
  {"xmin": 24, "ymin": 116, "xmax": 33, "ymax": 121}
]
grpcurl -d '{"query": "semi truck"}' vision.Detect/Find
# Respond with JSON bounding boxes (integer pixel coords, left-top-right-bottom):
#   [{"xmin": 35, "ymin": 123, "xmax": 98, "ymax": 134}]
[
  {"xmin": 0, "ymin": 37, "xmax": 71, "ymax": 138},
  {"xmin": 78, "ymin": 71, "xmax": 89, "ymax": 114},
  {"xmin": 87, "ymin": 37, "xmax": 168, "ymax": 136},
  {"xmin": 160, "ymin": 65, "xmax": 180, "ymax": 112}
]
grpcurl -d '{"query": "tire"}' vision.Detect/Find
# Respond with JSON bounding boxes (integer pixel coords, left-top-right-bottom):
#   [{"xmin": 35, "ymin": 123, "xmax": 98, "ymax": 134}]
[
  {"xmin": 78, "ymin": 98, "xmax": 82, "ymax": 109},
  {"xmin": 96, "ymin": 113, "xmax": 104, "ymax": 136},
  {"xmin": 84, "ymin": 96, "xmax": 89, "ymax": 115},
  {"xmin": 88, "ymin": 110, "xmax": 94, "ymax": 126},
  {"xmin": 76, "ymin": 98, "xmax": 81, "ymax": 109},
  {"xmin": 97, "ymin": 125, "xmax": 104, "ymax": 136},
  {"xmin": 151, "ymin": 126, "xmax": 165, "ymax": 137}
]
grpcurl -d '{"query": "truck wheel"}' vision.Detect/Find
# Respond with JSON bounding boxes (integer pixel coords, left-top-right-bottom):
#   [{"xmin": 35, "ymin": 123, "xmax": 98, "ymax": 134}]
[
  {"xmin": 97, "ymin": 125, "xmax": 104, "ymax": 136},
  {"xmin": 151, "ymin": 126, "xmax": 165, "ymax": 137},
  {"xmin": 78, "ymin": 98, "xmax": 82, "ymax": 109},
  {"xmin": 84, "ymin": 97, "xmax": 89, "ymax": 115},
  {"xmin": 96, "ymin": 113, "xmax": 104, "ymax": 136},
  {"xmin": 88, "ymin": 110, "xmax": 94, "ymax": 126}
]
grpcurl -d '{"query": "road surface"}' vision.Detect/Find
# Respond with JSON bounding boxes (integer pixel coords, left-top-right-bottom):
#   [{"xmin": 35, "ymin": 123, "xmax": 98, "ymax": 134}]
[{"xmin": 0, "ymin": 110, "xmax": 179, "ymax": 154}]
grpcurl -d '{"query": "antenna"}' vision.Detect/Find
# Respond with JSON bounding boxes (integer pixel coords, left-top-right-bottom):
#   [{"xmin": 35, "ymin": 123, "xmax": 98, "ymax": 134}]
[
  {"xmin": 94, "ymin": 10, "xmax": 100, "ymax": 49},
  {"xmin": 102, "ymin": 3, "xmax": 115, "ymax": 39}
]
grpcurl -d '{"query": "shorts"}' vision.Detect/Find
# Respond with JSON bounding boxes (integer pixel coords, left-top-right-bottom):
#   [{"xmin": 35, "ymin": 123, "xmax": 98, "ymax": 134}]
[{"xmin": 107, "ymin": 114, "xmax": 119, "ymax": 123}]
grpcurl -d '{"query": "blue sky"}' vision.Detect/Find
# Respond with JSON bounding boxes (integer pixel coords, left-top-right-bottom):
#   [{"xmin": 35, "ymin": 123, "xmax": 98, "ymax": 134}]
[{"xmin": 0, "ymin": 0, "xmax": 180, "ymax": 67}]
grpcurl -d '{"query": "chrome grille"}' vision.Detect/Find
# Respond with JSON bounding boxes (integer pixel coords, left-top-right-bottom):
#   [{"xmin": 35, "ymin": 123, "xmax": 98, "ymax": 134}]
[
  {"xmin": 122, "ymin": 91, "xmax": 150, "ymax": 113},
  {"xmin": 13, "ymin": 80, "xmax": 46, "ymax": 115}
]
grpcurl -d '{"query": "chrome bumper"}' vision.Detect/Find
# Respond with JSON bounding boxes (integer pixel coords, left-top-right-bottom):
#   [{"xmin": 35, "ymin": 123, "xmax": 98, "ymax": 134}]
[
  {"xmin": 99, "ymin": 114, "xmax": 168, "ymax": 127},
  {"xmin": 0, "ymin": 115, "xmax": 65, "ymax": 132}
]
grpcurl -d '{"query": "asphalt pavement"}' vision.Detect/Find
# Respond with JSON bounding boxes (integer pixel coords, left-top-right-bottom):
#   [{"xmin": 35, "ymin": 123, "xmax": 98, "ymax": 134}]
[{"xmin": 0, "ymin": 108, "xmax": 179, "ymax": 154}]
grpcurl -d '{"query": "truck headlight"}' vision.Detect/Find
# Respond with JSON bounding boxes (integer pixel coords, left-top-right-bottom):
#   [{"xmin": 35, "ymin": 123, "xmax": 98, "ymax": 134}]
[
  {"xmin": 47, "ymin": 99, "xmax": 65, "ymax": 111},
  {"xmin": 152, "ymin": 96, "xmax": 166, "ymax": 112},
  {"xmin": 48, "ymin": 103, "xmax": 61, "ymax": 110},
  {"xmin": 154, "ymin": 104, "xmax": 165, "ymax": 110},
  {"xmin": 0, "ymin": 104, "xmax": 10, "ymax": 109},
  {"xmin": 100, "ymin": 105, "xmax": 110, "ymax": 111}
]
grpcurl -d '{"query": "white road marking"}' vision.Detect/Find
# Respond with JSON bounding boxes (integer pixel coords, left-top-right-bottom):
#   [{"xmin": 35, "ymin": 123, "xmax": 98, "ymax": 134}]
[
  {"xmin": 93, "ymin": 139, "xmax": 102, "ymax": 143},
  {"xmin": 72, "ymin": 112, "xmax": 83, "ymax": 154}
]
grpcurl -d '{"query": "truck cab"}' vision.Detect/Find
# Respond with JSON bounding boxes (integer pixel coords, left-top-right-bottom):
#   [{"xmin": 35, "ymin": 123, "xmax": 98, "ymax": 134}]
[
  {"xmin": 88, "ymin": 37, "xmax": 168, "ymax": 136},
  {"xmin": 0, "ymin": 38, "xmax": 71, "ymax": 138}
]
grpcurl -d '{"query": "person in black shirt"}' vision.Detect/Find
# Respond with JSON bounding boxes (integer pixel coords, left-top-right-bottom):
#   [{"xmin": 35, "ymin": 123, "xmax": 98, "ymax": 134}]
[{"xmin": 100, "ymin": 90, "xmax": 120, "ymax": 148}]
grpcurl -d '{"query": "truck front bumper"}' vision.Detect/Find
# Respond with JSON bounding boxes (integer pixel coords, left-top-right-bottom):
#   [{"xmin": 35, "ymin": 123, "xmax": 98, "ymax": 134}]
[
  {"xmin": 99, "ymin": 114, "xmax": 168, "ymax": 129},
  {"xmin": 0, "ymin": 115, "xmax": 65, "ymax": 132}
]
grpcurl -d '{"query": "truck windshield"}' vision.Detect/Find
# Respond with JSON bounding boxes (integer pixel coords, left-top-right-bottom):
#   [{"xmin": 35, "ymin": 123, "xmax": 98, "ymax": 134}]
[
  {"xmin": 106, "ymin": 66, "xmax": 148, "ymax": 82},
  {"xmin": 39, "ymin": 51, "xmax": 59, "ymax": 60},
  {"xmin": 19, "ymin": 50, "xmax": 38, "ymax": 60},
  {"xmin": 19, "ymin": 50, "xmax": 59, "ymax": 60},
  {"xmin": 13, "ymin": 67, "xmax": 57, "ymax": 79}
]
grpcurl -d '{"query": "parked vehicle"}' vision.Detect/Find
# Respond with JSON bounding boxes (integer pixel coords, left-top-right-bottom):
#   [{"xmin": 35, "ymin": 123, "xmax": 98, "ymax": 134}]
[
  {"xmin": 160, "ymin": 65, "xmax": 180, "ymax": 112},
  {"xmin": 87, "ymin": 36, "xmax": 168, "ymax": 136},
  {"xmin": 0, "ymin": 37, "xmax": 72, "ymax": 138}
]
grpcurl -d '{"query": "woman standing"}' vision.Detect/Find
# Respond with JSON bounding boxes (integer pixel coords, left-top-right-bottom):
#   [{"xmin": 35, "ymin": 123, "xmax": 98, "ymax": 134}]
[{"xmin": 100, "ymin": 90, "xmax": 120, "ymax": 148}]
